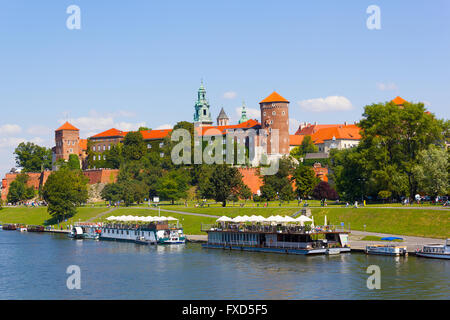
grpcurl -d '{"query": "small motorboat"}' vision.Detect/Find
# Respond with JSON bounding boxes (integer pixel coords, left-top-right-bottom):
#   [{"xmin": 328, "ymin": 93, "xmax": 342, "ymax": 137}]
[
  {"xmin": 366, "ymin": 244, "xmax": 408, "ymax": 256},
  {"xmin": 19, "ymin": 226, "xmax": 27, "ymax": 232},
  {"xmin": 68, "ymin": 226, "xmax": 85, "ymax": 239},
  {"xmin": 416, "ymin": 239, "xmax": 450, "ymax": 259}
]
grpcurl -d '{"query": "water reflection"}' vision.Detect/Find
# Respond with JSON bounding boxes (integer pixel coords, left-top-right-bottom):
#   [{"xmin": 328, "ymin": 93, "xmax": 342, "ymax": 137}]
[{"xmin": 0, "ymin": 230, "xmax": 449, "ymax": 299}]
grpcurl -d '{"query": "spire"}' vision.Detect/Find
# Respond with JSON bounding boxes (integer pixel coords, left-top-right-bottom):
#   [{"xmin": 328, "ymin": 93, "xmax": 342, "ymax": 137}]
[
  {"xmin": 193, "ymin": 81, "xmax": 213, "ymax": 126},
  {"xmin": 238, "ymin": 101, "xmax": 249, "ymax": 124},
  {"xmin": 217, "ymin": 107, "xmax": 229, "ymax": 126}
]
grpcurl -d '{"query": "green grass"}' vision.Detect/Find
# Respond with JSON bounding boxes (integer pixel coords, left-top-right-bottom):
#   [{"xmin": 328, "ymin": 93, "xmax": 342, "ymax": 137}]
[
  {"xmin": 0, "ymin": 207, "xmax": 110, "ymax": 229},
  {"xmin": 309, "ymin": 208, "xmax": 449, "ymax": 239}
]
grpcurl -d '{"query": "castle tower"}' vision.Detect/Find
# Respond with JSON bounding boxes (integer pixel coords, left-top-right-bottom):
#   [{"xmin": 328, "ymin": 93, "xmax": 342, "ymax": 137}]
[
  {"xmin": 54, "ymin": 122, "xmax": 80, "ymax": 161},
  {"xmin": 217, "ymin": 107, "xmax": 229, "ymax": 126},
  {"xmin": 259, "ymin": 91, "xmax": 290, "ymax": 155},
  {"xmin": 238, "ymin": 101, "xmax": 249, "ymax": 124},
  {"xmin": 193, "ymin": 81, "xmax": 213, "ymax": 126}
]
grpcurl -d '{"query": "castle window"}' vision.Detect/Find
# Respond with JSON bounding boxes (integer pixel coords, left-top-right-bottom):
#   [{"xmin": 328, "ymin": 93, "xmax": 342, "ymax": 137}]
[
  {"xmin": 272, "ymin": 111, "xmax": 276, "ymax": 115},
  {"xmin": 147, "ymin": 144, "xmax": 152, "ymax": 149},
  {"xmin": 108, "ymin": 145, "xmax": 111, "ymax": 150},
  {"xmin": 263, "ymin": 112, "xmax": 266, "ymax": 116},
  {"xmin": 282, "ymin": 111, "xmax": 285, "ymax": 115},
  {"xmin": 159, "ymin": 142, "xmax": 164, "ymax": 148},
  {"xmin": 93, "ymin": 155, "xmax": 96, "ymax": 161},
  {"xmin": 93, "ymin": 146, "xmax": 96, "ymax": 151},
  {"xmin": 203, "ymin": 109, "xmax": 206, "ymax": 116},
  {"xmin": 103, "ymin": 155, "xmax": 106, "ymax": 160},
  {"xmin": 160, "ymin": 153, "xmax": 164, "ymax": 158}
]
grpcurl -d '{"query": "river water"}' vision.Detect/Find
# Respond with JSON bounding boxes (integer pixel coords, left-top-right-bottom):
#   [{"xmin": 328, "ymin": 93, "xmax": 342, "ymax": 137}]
[{"xmin": 0, "ymin": 230, "xmax": 448, "ymax": 299}]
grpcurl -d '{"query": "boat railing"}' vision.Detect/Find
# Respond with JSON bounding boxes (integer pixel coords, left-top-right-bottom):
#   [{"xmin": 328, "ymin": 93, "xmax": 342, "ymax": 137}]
[{"xmin": 201, "ymin": 223, "xmax": 349, "ymax": 234}]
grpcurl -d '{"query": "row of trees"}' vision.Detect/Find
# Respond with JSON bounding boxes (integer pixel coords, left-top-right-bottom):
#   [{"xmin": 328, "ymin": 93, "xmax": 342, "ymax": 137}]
[{"xmin": 330, "ymin": 101, "xmax": 449, "ymax": 201}]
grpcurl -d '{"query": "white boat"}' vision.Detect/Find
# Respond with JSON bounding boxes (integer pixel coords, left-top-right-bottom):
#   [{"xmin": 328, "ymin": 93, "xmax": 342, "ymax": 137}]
[
  {"xmin": 68, "ymin": 226, "xmax": 85, "ymax": 239},
  {"xmin": 19, "ymin": 227, "xmax": 27, "ymax": 232},
  {"xmin": 416, "ymin": 239, "xmax": 450, "ymax": 259},
  {"xmin": 156, "ymin": 229, "xmax": 186, "ymax": 244},
  {"xmin": 366, "ymin": 244, "xmax": 408, "ymax": 256}
]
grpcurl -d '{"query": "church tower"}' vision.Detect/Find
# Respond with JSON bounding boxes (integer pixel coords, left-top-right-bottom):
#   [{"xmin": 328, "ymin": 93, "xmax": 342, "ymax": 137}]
[
  {"xmin": 217, "ymin": 107, "xmax": 229, "ymax": 126},
  {"xmin": 193, "ymin": 81, "xmax": 213, "ymax": 126},
  {"xmin": 259, "ymin": 91, "xmax": 290, "ymax": 155},
  {"xmin": 238, "ymin": 101, "xmax": 249, "ymax": 124}
]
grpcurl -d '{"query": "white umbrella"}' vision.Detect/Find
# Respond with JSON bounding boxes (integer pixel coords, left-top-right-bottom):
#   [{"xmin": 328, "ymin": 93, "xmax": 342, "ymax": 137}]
[
  {"xmin": 232, "ymin": 216, "xmax": 244, "ymax": 223},
  {"xmin": 296, "ymin": 215, "xmax": 312, "ymax": 223},
  {"xmin": 283, "ymin": 216, "xmax": 297, "ymax": 223},
  {"xmin": 166, "ymin": 216, "xmax": 178, "ymax": 221},
  {"xmin": 241, "ymin": 215, "xmax": 251, "ymax": 222},
  {"xmin": 106, "ymin": 216, "xmax": 116, "ymax": 221},
  {"xmin": 217, "ymin": 216, "xmax": 234, "ymax": 222}
]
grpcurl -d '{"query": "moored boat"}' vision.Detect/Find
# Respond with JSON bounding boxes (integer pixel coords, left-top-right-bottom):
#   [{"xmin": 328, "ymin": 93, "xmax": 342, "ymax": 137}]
[
  {"xmin": 156, "ymin": 228, "xmax": 186, "ymax": 244},
  {"xmin": 27, "ymin": 225, "xmax": 45, "ymax": 232},
  {"xmin": 415, "ymin": 239, "xmax": 450, "ymax": 259},
  {"xmin": 69, "ymin": 226, "xmax": 86, "ymax": 239},
  {"xmin": 201, "ymin": 216, "xmax": 351, "ymax": 256},
  {"xmin": 365, "ymin": 244, "xmax": 408, "ymax": 256},
  {"xmin": 2, "ymin": 224, "xmax": 17, "ymax": 231}
]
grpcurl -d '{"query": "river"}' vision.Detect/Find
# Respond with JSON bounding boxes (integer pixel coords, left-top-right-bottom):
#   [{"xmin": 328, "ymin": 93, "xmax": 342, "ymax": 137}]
[{"xmin": 0, "ymin": 230, "xmax": 448, "ymax": 299}]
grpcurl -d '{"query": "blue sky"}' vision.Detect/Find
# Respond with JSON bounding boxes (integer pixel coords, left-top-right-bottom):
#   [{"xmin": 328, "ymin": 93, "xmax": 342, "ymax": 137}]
[{"xmin": 0, "ymin": 1, "xmax": 449, "ymax": 174}]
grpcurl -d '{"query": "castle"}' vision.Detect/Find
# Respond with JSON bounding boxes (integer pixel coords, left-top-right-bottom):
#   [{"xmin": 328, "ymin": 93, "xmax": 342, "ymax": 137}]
[{"xmin": 3, "ymin": 86, "xmax": 411, "ymax": 202}]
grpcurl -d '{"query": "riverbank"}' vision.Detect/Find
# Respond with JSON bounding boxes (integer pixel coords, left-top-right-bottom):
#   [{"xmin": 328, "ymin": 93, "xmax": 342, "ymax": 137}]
[{"xmin": 1, "ymin": 205, "xmax": 449, "ymax": 238}]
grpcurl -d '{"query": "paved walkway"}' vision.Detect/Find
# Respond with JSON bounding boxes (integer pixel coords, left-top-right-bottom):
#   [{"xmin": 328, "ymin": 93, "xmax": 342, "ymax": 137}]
[
  {"xmin": 132, "ymin": 206, "xmax": 221, "ymax": 218},
  {"xmin": 86, "ymin": 207, "xmax": 118, "ymax": 222},
  {"xmin": 348, "ymin": 230, "xmax": 446, "ymax": 252}
]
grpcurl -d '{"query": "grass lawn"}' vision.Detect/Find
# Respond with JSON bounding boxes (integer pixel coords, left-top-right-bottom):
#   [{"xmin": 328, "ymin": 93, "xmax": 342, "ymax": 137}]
[
  {"xmin": 0, "ymin": 207, "xmax": 110, "ymax": 229},
  {"xmin": 156, "ymin": 206, "xmax": 449, "ymax": 239}
]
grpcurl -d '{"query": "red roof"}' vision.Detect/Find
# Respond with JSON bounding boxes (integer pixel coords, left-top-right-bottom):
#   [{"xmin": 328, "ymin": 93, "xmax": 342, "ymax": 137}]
[
  {"xmin": 141, "ymin": 129, "xmax": 172, "ymax": 140},
  {"xmin": 259, "ymin": 91, "xmax": 289, "ymax": 104},
  {"xmin": 56, "ymin": 122, "xmax": 79, "ymax": 131},
  {"xmin": 309, "ymin": 125, "xmax": 361, "ymax": 144},
  {"xmin": 392, "ymin": 96, "xmax": 407, "ymax": 105},
  {"xmin": 90, "ymin": 128, "xmax": 128, "ymax": 139},
  {"xmin": 197, "ymin": 119, "xmax": 261, "ymax": 136},
  {"xmin": 295, "ymin": 124, "xmax": 346, "ymax": 135},
  {"xmin": 289, "ymin": 135, "xmax": 305, "ymax": 146},
  {"xmin": 79, "ymin": 139, "xmax": 88, "ymax": 151}
]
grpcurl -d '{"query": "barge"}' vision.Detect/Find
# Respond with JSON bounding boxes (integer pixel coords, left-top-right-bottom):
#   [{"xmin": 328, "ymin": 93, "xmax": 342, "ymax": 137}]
[
  {"xmin": 69, "ymin": 216, "xmax": 185, "ymax": 245},
  {"xmin": 2, "ymin": 224, "xmax": 17, "ymax": 231},
  {"xmin": 201, "ymin": 215, "xmax": 350, "ymax": 255}
]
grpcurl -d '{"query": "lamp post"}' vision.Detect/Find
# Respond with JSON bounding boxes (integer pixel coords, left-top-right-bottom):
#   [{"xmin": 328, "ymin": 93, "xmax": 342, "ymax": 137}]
[{"xmin": 357, "ymin": 178, "xmax": 366, "ymax": 203}]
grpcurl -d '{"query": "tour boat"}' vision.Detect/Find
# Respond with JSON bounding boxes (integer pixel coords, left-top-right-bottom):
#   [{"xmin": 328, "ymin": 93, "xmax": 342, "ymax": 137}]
[
  {"xmin": 201, "ymin": 223, "xmax": 351, "ymax": 255},
  {"xmin": 415, "ymin": 239, "xmax": 450, "ymax": 259},
  {"xmin": 365, "ymin": 244, "xmax": 408, "ymax": 256},
  {"xmin": 156, "ymin": 228, "xmax": 186, "ymax": 244},
  {"xmin": 19, "ymin": 226, "xmax": 27, "ymax": 232}
]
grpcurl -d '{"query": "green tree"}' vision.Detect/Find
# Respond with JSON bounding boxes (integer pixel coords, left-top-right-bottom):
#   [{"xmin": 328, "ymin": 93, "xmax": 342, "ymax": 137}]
[
  {"xmin": 101, "ymin": 183, "xmax": 122, "ymax": 204},
  {"xmin": 14, "ymin": 142, "xmax": 52, "ymax": 172},
  {"xmin": 67, "ymin": 154, "xmax": 81, "ymax": 170},
  {"xmin": 122, "ymin": 131, "xmax": 146, "ymax": 162},
  {"xmin": 200, "ymin": 164, "xmax": 246, "ymax": 207},
  {"xmin": 290, "ymin": 136, "xmax": 319, "ymax": 161},
  {"xmin": 412, "ymin": 145, "xmax": 449, "ymax": 198},
  {"xmin": 7, "ymin": 173, "xmax": 35, "ymax": 204},
  {"xmin": 292, "ymin": 165, "xmax": 320, "ymax": 199},
  {"xmin": 358, "ymin": 101, "xmax": 446, "ymax": 199},
  {"xmin": 260, "ymin": 157, "xmax": 295, "ymax": 201},
  {"xmin": 104, "ymin": 143, "xmax": 124, "ymax": 169},
  {"xmin": 42, "ymin": 168, "xmax": 89, "ymax": 221},
  {"xmin": 156, "ymin": 169, "xmax": 190, "ymax": 204}
]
